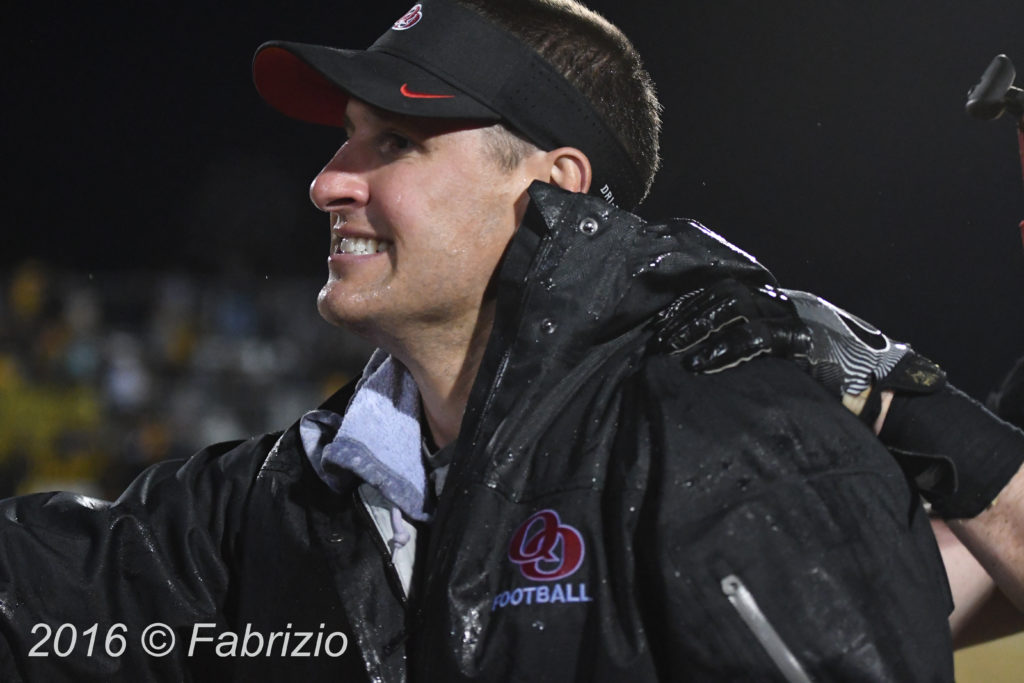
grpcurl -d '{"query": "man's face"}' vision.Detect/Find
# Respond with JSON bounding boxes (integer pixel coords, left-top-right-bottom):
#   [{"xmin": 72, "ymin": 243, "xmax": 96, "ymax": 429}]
[{"xmin": 310, "ymin": 99, "xmax": 540, "ymax": 346}]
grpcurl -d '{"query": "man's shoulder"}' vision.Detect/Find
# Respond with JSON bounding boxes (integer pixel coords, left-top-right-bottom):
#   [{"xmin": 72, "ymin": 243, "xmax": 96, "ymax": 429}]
[
  {"xmin": 633, "ymin": 355, "xmax": 888, "ymax": 467},
  {"xmin": 190, "ymin": 416, "xmax": 331, "ymax": 493},
  {"xmin": 182, "ymin": 430, "xmax": 287, "ymax": 478},
  {"xmin": 640, "ymin": 354, "xmax": 826, "ymax": 401},
  {"xmin": 637, "ymin": 354, "xmax": 846, "ymax": 424}
]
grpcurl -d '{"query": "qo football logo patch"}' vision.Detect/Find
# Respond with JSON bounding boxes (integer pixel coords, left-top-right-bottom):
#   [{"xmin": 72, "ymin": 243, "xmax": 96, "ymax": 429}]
[
  {"xmin": 492, "ymin": 509, "xmax": 592, "ymax": 613},
  {"xmin": 508, "ymin": 509, "xmax": 585, "ymax": 581},
  {"xmin": 392, "ymin": 4, "xmax": 423, "ymax": 30}
]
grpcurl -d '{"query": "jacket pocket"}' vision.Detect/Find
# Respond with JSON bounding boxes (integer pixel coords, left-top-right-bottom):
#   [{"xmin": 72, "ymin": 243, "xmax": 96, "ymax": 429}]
[{"xmin": 720, "ymin": 574, "xmax": 814, "ymax": 683}]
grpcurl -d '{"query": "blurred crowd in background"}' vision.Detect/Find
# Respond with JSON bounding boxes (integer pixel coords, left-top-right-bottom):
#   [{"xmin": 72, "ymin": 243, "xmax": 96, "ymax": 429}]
[
  {"xmin": 0, "ymin": 261, "xmax": 370, "ymax": 500},
  {"xmin": 3, "ymin": 256, "xmax": 1023, "ymax": 505}
]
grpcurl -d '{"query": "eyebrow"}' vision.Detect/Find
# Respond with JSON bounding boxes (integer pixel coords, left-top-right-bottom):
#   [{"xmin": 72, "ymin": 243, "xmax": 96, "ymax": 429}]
[
  {"xmin": 344, "ymin": 103, "xmax": 477, "ymax": 139},
  {"xmin": 343, "ymin": 104, "xmax": 407, "ymax": 132}
]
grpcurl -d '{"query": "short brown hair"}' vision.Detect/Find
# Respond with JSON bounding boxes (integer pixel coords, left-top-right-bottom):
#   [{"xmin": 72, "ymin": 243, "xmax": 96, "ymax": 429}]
[
  {"xmin": 481, "ymin": 123, "xmax": 537, "ymax": 172},
  {"xmin": 456, "ymin": 0, "xmax": 662, "ymax": 202}
]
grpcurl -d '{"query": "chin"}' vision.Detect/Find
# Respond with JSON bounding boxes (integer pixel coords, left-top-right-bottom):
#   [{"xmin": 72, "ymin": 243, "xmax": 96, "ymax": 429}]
[
  {"xmin": 317, "ymin": 286, "xmax": 349, "ymax": 325},
  {"xmin": 316, "ymin": 284, "xmax": 379, "ymax": 341}
]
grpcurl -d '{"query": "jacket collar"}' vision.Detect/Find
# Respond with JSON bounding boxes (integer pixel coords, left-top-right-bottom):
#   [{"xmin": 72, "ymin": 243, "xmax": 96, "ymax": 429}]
[
  {"xmin": 458, "ymin": 181, "xmax": 774, "ymax": 449},
  {"xmin": 494, "ymin": 182, "xmax": 772, "ymax": 361}
]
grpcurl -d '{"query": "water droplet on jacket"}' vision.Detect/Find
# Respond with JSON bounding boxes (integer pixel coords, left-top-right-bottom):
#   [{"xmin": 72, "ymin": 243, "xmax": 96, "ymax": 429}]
[
  {"xmin": 531, "ymin": 620, "xmax": 545, "ymax": 631},
  {"xmin": 541, "ymin": 319, "xmax": 557, "ymax": 334},
  {"xmin": 646, "ymin": 253, "xmax": 670, "ymax": 270},
  {"xmin": 542, "ymin": 277, "xmax": 556, "ymax": 290}
]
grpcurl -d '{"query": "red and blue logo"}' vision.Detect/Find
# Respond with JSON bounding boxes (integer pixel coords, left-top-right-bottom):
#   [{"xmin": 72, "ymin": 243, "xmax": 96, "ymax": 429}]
[
  {"xmin": 392, "ymin": 4, "xmax": 423, "ymax": 31},
  {"xmin": 492, "ymin": 509, "xmax": 592, "ymax": 612},
  {"xmin": 508, "ymin": 509, "xmax": 585, "ymax": 581}
]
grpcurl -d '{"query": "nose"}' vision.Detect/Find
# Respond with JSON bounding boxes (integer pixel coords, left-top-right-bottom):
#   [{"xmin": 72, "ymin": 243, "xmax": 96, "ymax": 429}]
[{"xmin": 309, "ymin": 144, "xmax": 369, "ymax": 212}]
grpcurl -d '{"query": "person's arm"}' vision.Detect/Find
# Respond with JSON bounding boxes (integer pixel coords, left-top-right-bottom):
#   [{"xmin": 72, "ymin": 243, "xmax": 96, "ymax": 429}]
[
  {"xmin": 945, "ymin": 353, "xmax": 1024, "ymax": 619},
  {"xmin": 876, "ymin": 392, "xmax": 1024, "ymax": 645},
  {"xmin": 945, "ymin": 467, "xmax": 1024, "ymax": 613},
  {"xmin": 663, "ymin": 279, "xmax": 1024, "ymax": 513},
  {"xmin": 933, "ymin": 516, "xmax": 1024, "ymax": 647},
  {"xmin": 0, "ymin": 434, "xmax": 270, "ymax": 680},
  {"xmin": 870, "ymin": 380, "xmax": 1024, "ymax": 627}
]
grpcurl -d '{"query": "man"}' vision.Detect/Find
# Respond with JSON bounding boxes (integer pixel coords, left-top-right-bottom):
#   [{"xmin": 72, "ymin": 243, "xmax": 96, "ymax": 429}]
[{"xmin": 0, "ymin": 1, "xmax": 1021, "ymax": 681}]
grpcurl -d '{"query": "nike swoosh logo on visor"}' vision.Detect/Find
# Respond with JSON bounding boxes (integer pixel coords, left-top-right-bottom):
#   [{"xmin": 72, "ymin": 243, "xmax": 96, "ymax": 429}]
[{"xmin": 400, "ymin": 83, "xmax": 455, "ymax": 99}]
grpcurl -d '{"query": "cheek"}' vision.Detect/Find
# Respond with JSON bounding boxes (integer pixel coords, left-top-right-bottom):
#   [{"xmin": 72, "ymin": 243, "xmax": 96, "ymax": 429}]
[
  {"xmin": 388, "ymin": 187, "xmax": 408, "ymax": 213},
  {"xmin": 453, "ymin": 201, "xmax": 516, "ymax": 262}
]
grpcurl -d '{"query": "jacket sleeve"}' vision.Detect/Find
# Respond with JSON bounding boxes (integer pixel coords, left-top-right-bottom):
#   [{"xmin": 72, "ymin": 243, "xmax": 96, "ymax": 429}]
[
  {"xmin": 635, "ymin": 357, "xmax": 955, "ymax": 681},
  {"xmin": 0, "ymin": 432, "xmax": 278, "ymax": 682}
]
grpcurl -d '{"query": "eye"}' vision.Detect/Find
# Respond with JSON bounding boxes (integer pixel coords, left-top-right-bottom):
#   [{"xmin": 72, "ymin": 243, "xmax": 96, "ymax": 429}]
[{"xmin": 379, "ymin": 132, "xmax": 414, "ymax": 155}]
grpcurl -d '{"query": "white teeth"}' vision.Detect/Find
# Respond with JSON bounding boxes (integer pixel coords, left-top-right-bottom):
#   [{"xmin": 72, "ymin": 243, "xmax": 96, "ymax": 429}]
[{"xmin": 337, "ymin": 236, "xmax": 389, "ymax": 255}]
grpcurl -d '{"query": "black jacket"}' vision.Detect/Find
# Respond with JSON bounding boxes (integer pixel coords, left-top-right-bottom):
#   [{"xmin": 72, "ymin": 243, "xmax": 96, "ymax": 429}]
[{"xmin": 0, "ymin": 183, "xmax": 953, "ymax": 681}]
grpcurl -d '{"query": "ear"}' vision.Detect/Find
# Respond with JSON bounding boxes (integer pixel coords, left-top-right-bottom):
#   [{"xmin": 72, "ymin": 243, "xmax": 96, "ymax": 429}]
[{"xmin": 546, "ymin": 147, "xmax": 592, "ymax": 194}]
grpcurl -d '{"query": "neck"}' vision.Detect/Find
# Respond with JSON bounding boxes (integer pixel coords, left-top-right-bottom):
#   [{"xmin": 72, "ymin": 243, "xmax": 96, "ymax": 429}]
[{"xmin": 384, "ymin": 304, "xmax": 496, "ymax": 449}]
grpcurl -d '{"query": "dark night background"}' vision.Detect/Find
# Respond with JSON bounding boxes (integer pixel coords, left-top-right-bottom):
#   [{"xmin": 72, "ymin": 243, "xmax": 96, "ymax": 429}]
[{"xmin": 5, "ymin": 1, "xmax": 1024, "ymax": 400}]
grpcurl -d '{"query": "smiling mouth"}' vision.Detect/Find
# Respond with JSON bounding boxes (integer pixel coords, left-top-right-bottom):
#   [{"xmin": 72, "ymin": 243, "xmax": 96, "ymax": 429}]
[
  {"xmin": 334, "ymin": 236, "xmax": 390, "ymax": 255},
  {"xmin": 330, "ymin": 214, "xmax": 391, "ymax": 255}
]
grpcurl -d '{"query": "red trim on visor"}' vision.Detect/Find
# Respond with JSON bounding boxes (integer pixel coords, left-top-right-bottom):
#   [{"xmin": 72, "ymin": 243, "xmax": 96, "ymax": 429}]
[{"xmin": 253, "ymin": 47, "xmax": 349, "ymax": 127}]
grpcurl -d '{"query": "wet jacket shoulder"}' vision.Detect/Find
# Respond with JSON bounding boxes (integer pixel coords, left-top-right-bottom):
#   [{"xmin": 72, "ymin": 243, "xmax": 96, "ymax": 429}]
[
  {"xmin": 0, "ymin": 381, "xmax": 378, "ymax": 683},
  {"xmin": 406, "ymin": 183, "xmax": 954, "ymax": 681}
]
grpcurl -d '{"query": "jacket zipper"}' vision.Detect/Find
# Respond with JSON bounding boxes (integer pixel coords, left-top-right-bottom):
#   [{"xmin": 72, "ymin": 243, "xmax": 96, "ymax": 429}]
[
  {"xmin": 354, "ymin": 489, "xmax": 410, "ymax": 606},
  {"xmin": 720, "ymin": 574, "xmax": 814, "ymax": 683}
]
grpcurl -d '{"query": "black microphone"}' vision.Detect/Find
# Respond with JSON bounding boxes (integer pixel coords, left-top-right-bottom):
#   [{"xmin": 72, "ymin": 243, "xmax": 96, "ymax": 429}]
[{"xmin": 965, "ymin": 54, "xmax": 1024, "ymax": 120}]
